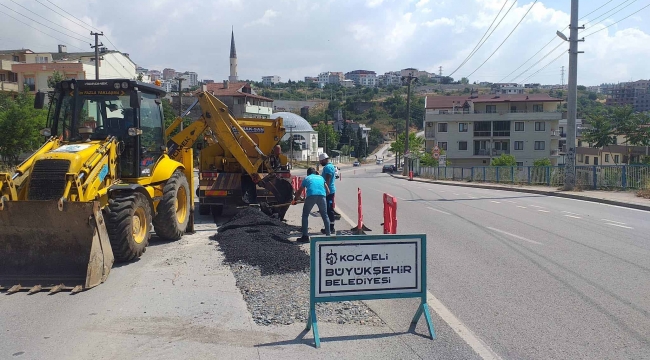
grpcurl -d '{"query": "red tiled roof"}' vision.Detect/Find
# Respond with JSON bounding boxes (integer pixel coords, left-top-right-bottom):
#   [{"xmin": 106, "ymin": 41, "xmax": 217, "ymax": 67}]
[
  {"xmin": 425, "ymin": 94, "xmax": 561, "ymax": 109},
  {"xmin": 200, "ymin": 81, "xmax": 273, "ymax": 102}
]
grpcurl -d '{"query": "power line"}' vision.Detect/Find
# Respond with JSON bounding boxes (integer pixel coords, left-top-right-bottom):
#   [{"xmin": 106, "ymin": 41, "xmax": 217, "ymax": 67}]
[
  {"xmin": 33, "ymin": 0, "xmax": 94, "ymax": 33},
  {"xmin": 520, "ymin": 48, "xmax": 568, "ymax": 84},
  {"xmin": 579, "ymin": 0, "xmax": 615, "ymax": 20},
  {"xmin": 0, "ymin": 3, "xmax": 90, "ymax": 44},
  {"xmin": 510, "ymin": 42, "xmax": 565, "ymax": 82},
  {"xmin": 8, "ymin": 0, "xmax": 92, "ymax": 41},
  {"xmin": 448, "ymin": 0, "xmax": 510, "ymax": 77},
  {"xmin": 42, "ymin": 0, "xmax": 101, "ymax": 32},
  {"xmin": 582, "ymin": 0, "xmax": 636, "ymax": 28},
  {"xmin": 583, "ymin": 2, "xmax": 650, "ymax": 37},
  {"xmin": 466, "ymin": 0, "xmax": 539, "ymax": 79},
  {"xmin": 0, "ymin": 8, "xmax": 86, "ymax": 51},
  {"xmin": 497, "ymin": 32, "xmax": 564, "ymax": 82}
]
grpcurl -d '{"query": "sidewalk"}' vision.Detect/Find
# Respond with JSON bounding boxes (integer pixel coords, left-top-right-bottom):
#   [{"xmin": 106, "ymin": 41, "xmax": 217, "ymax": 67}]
[{"xmin": 391, "ymin": 174, "xmax": 650, "ymax": 211}]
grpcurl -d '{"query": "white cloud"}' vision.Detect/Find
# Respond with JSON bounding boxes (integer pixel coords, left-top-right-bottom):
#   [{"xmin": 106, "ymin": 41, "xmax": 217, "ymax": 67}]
[
  {"xmin": 349, "ymin": 24, "xmax": 374, "ymax": 42},
  {"xmin": 245, "ymin": 9, "xmax": 278, "ymax": 27},
  {"xmin": 422, "ymin": 17, "xmax": 455, "ymax": 27},
  {"xmin": 421, "ymin": 8, "xmax": 432, "ymax": 14},
  {"xmin": 415, "ymin": 0, "xmax": 430, "ymax": 8}
]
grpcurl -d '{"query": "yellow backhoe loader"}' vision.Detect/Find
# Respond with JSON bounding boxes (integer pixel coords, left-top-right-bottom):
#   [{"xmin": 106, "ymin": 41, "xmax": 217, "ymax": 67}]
[{"xmin": 0, "ymin": 79, "xmax": 293, "ymax": 294}]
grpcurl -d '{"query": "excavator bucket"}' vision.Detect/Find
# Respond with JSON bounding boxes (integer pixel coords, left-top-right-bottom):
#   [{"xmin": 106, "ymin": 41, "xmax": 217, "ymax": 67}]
[
  {"xmin": 259, "ymin": 174, "xmax": 294, "ymax": 220},
  {"xmin": 0, "ymin": 200, "xmax": 114, "ymax": 294}
]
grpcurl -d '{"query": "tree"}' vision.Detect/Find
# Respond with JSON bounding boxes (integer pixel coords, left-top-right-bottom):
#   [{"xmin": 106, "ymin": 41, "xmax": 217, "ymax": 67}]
[
  {"xmin": 533, "ymin": 158, "xmax": 552, "ymax": 167},
  {"xmin": 315, "ymin": 123, "xmax": 340, "ymax": 154},
  {"xmin": 368, "ymin": 128, "xmax": 383, "ymax": 146},
  {"xmin": 137, "ymin": 73, "xmax": 144, "ymax": 81},
  {"xmin": 490, "ymin": 154, "xmax": 516, "ymax": 166},
  {"xmin": 460, "ymin": 77, "xmax": 470, "ymax": 85},
  {"xmin": 0, "ymin": 89, "xmax": 48, "ymax": 164},
  {"xmin": 47, "ymin": 71, "xmax": 65, "ymax": 89},
  {"xmin": 440, "ymin": 76, "xmax": 454, "ymax": 84},
  {"xmin": 583, "ymin": 113, "xmax": 616, "ymax": 148}
]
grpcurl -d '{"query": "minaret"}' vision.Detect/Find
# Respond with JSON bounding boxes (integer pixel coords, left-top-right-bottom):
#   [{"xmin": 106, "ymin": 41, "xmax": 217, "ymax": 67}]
[{"xmin": 228, "ymin": 27, "xmax": 238, "ymax": 82}]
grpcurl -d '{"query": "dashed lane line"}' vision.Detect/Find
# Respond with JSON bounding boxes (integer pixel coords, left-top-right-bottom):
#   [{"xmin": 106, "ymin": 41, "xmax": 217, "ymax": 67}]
[
  {"xmin": 605, "ymin": 223, "xmax": 634, "ymax": 229},
  {"xmin": 427, "ymin": 206, "xmax": 451, "ymax": 215},
  {"xmin": 601, "ymin": 219, "xmax": 626, "ymax": 225},
  {"xmin": 564, "ymin": 215, "xmax": 582, "ymax": 219},
  {"xmin": 538, "ymin": 210, "xmax": 550, "ymax": 213},
  {"xmin": 487, "ymin": 226, "xmax": 544, "ymax": 245}
]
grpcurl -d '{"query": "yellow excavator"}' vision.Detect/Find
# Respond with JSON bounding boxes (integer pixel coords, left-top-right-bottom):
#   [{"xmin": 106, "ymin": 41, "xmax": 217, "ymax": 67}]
[{"xmin": 0, "ymin": 79, "xmax": 292, "ymax": 293}]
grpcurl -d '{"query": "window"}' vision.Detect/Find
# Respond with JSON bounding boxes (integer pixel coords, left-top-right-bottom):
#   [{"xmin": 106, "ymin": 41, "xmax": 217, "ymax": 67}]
[
  {"xmin": 493, "ymin": 121, "xmax": 510, "ymax": 136},
  {"xmin": 534, "ymin": 141, "xmax": 545, "ymax": 150},
  {"xmin": 535, "ymin": 122, "xmax": 545, "ymax": 131},
  {"xmin": 459, "ymin": 123, "xmax": 468, "ymax": 132},
  {"xmin": 486, "ymin": 105, "xmax": 497, "ymax": 113},
  {"xmin": 516, "ymin": 162, "xmax": 524, "ymax": 167},
  {"xmin": 614, "ymin": 155, "xmax": 620, "ymax": 163},
  {"xmin": 585, "ymin": 156, "xmax": 590, "ymax": 164},
  {"xmin": 559, "ymin": 126, "xmax": 564, "ymax": 136},
  {"xmin": 514, "ymin": 141, "xmax": 524, "ymax": 150},
  {"xmin": 578, "ymin": 140, "xmax": 583, "ymax": 147},
  {"xmin": 0, "ymin": 74, "xmax": 4, "ymax": 82},
  {"xmin": 578, "ymin": 154, "xmax": 583, "ymax": 162},
  {"xmin": 511, "ymin": 106, "xmax": 517, "ymax": 113},
  {"xmin": 438, "ymin": 123, "xmax": 448, "ymax": 132},
  {"xmin": 438, "ymin": 142, "xmax": 448, "ymax": 151},
  {"xmin": 594, "ymin": 157, "xmax": 599, "ymax": 165},
  {"xmin": 35, "ymin": 56, "xmax": 48, "ymax": 63},
  {"xmin": 514, "ymin": 122, "xmax": 525, "ymax": 131},
  {"xmin": 12, "ymin": 55, "xmax": 19, "ymax": 61},
  {"xmin": 605, "ymin": 154, "xmax": 610, "ymax": 162},
  {"xmin": 533, "ymin": 104, "xmax": 544, "ymax": 112},
  {"xmin": 458, "ymin": 141, "xmax": 468, "ymax": 150},
  {"xmin": 474, "ymin": 121, "xmax": 491, "ymax": 136}
]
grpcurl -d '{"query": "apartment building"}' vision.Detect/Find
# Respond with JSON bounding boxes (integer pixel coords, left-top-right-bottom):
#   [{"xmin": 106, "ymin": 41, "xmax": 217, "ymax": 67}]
[
  {"xmin": 5, "ymin": 45, "xmax": 135, "ymax": 94},
  {"xmin": 423, "ymin": 94, "xmax": 563, "ymax": 166},
  {"xmin": 201, "ymin": 80, "xmax": 273, "ymax": 118},
  {"xmin": 604, "ymin": 80, "xmax": 650, "ymax": 112},
  {"xmin": 262, "ymin": 75, "xmax": 281, "ymax": 86},
  {"xmin": 379, "ymin": 71, "xmax": 401, "ymax": 86},
  {"xmin": 329, "ymin": 72, "xmax": 344, "ymax": 84},
  {"xmin": 162, "ymin": 68, "xmax": 176, "ymax": 80},
  {"xmin": 492, "ymin": 83, "xmax": 525, "ymax": 95},
  {"xmin": 0, "ymin": 49, "xmax": 31, "ymax": 93},
  {"xmin": 345, "ymin": 70, "xmax": 377, "ymax": 87}
]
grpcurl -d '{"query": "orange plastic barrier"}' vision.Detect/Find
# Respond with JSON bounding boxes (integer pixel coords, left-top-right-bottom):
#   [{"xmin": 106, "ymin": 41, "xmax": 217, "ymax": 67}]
[
  {"xmin": 383, "ymin": 193, "xmax": 397, "ymax": 234},
  {"xmin": 409, "ymin": 170, "xmax": 414, "ymax": 181}
]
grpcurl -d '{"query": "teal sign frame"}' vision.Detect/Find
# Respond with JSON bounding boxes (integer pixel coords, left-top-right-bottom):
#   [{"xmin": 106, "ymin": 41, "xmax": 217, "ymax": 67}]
[{"xmin": 306, "ymin": 234, "xmax": 435, "ymax": 348}]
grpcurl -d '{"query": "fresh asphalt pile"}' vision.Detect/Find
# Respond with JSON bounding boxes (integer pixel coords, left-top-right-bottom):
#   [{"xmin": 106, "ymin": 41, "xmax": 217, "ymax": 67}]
[{"xmin": 212, "ymin": 207, "xmax": 383, "ymax": 326}]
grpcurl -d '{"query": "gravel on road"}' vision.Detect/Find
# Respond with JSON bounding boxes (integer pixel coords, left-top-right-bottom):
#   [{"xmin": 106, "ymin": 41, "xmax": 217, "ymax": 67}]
[{"xmin": 212, "ymin": 207, "xmax": 383, "ymax": 327}]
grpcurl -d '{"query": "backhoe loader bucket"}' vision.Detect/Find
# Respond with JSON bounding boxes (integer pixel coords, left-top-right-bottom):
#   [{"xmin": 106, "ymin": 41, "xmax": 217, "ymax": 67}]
[
  {"xmin": 0, "ymin": 200, "xmax": 113, "ymax": 294},
  {"xmin": 259, "ymin": 175, "xmax": 294, "ymax": 220}
]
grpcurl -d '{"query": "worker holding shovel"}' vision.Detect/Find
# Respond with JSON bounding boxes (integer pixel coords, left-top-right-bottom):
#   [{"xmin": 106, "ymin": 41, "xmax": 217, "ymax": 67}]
[{"xmin": 294, "ymin": 167, "xmax": 330, "ymax": 243}]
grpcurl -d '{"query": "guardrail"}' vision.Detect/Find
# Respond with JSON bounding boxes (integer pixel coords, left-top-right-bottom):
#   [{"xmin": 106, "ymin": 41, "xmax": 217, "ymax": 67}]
[{"xmin": 416, "ymin": 165, "xmax": 650, "ymax": 190}]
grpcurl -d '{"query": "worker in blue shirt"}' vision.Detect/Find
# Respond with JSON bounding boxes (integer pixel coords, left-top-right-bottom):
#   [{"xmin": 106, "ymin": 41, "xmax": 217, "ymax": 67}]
[
  {"xmin": 294, "ymin": 167, "xmax": 330, "ymax": 243},
  {"xmin": 319, "ymin": 153, "xmax": 336, "ymax": 234}
]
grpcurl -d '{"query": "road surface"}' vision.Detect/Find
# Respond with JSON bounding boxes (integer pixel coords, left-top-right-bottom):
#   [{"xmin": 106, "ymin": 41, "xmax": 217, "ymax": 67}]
[{"xmin": 333, "ymin": 162, "xmax": 650, "ymax": 359}]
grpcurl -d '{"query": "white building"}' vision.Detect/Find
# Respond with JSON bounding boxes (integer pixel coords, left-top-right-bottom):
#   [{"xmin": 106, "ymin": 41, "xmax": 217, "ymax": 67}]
[
  {"xmin": 381, "ymin": 71, "xmax": 401, "ymax": 86},
  {"xmin": 262, "ymin": 75, "xmax": 281, "ymax": 86},
  {"xmin": 341, "ymin": 79, "xmax": 355, "ymax": 88},
  {"xmin": 270, "ymin": 112, "xmax": 323, "ymax": 161},
  {"xmin": 180, "ymin": 71, "xmax": 198, "ymax": 89},
  {"xmin": 423, "ymin": 94, "xmax": 563, "ymax": 166},
  {"xmin": 492, "ymin": 83, "xmax": 525, "ymax": 95},
  {"xmin": 345, "ymin": 70, "xmax": 377, "ymax": 87},
  {"xmin": 317, "ymin": 72, "xmax": 331, "ymax": 88}
]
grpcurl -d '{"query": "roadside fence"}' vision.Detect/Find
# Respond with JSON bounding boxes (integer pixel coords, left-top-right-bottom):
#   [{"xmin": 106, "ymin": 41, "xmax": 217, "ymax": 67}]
[{"xmin": 416, "ymin": 165, "xmax": 650, "ymax": 191}]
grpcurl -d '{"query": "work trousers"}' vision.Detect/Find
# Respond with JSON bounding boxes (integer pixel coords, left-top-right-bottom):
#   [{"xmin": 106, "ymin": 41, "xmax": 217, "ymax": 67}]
[
  {"xmin": 302, "ymin": 195, "xmax": 330, "ymax": 236},
  {"xmin": 326, "ymin": 193, "xmax": 335, "ymax": 226}
]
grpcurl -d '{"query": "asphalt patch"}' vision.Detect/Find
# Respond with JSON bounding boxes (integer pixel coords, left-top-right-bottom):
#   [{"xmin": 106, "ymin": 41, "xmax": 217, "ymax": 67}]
[{"xmin": 211, "ymin": 207, "xmax": 305, "ymax": 275}]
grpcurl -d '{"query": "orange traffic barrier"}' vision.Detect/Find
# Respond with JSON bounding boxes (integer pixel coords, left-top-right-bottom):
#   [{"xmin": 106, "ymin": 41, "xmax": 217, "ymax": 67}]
[
  {"xmin": 383, "ymin": 193, "xmax": 397, "ymax": 234},
  {"xmin": 409, "ymin": 170, "xmax": 414, "ymax": 181},
  {"xmin": 351, "ymin": 188, "xmax": 371, "ymax": 234}
]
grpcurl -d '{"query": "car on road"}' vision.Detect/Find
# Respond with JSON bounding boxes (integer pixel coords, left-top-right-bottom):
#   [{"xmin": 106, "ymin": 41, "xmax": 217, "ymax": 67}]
[
  {"xmin": 353, "ymin": 161, "xmax": 360, "ymax": 167},
  {"xmin": 335, "ymin": 167, "xmax": 340, "ymax": 179},
  {"xmin": 382, "ymin": 164, "xmax": 395, "ymax": 173},
  {"xmin": 376, "ymin": 159, "xmax": 383, "ymax": 165}
]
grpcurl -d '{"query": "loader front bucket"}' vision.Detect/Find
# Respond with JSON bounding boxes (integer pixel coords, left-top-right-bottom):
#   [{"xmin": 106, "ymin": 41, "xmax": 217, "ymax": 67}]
[
  {"xmin": 0, "ymin": 200, "xmax": 114, "ymax": 293},
  {"xmin": 259, "ymin": 174, "xmax": 294, "ymax": 220}
]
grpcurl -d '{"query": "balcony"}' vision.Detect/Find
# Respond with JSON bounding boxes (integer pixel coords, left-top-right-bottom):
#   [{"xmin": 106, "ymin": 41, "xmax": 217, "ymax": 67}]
[
  {"xmin": 0, "ymin": 81, "xmax": 18, "ymax": 92},
  {"xmin": 244, "ymin": 104, "xmax": 272, "ymax": 116},
  {"xmin": 427, "ymin": 109, "xmax": 562, "ymax": 122},
  {"xmin": 474, "ymin": 149, "xmax": 511, "ymax": 156},
  {"xmin": 550, "ymin": 130, "xmax": 560, "ymax": 137},
  {"xmin": 550, "ymin": 149, "xmax": 561, "ymax": 157}
]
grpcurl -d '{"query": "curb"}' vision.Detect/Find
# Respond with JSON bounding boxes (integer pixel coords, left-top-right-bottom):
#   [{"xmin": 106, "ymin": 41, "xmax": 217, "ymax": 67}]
[{"xmin": 389, "ymin": 174, "xmax": 650, "ymax": 212}]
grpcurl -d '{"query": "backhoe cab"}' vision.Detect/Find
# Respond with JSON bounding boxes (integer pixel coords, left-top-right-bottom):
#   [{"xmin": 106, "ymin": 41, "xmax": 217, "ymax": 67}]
[{"xmin": 0, "ymin": 79, "xmax": 193, "ymax": 293}]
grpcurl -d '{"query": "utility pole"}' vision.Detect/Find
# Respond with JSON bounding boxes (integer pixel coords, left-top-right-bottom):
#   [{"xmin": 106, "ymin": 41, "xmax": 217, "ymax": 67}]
[
  {"xmin": 563, "ymin": 0, "xmax": 584, "ymax": 190},
  {"xmin": 439, "ymin": 66, "xmax": 443, "ymax": 77},
  {"xmin": 401, "ymin": 72, "xmax": 418, "ymax": 176},
  {"xmin": 561, "ymin": 66, "xmax": 565, "ymax": 87},
  {"xmin": 175, "ymin": 77, "xmax": 184, "ymax": 130},
  {"xmin": 90, "ymin": 32, "xmax": 104, "ymax": 80}
]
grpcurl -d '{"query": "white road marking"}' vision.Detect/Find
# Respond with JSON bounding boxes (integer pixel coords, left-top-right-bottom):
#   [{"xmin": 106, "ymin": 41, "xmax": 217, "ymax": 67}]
[
  {"xmin": 490, "ymin": 201, "xmax": 501, "ymax": 204},
  {"xmin": 337, "ymin": 202, "xmax": 503, "ymax": 360},
  {"xmin": 487, "ymin": 227, "xmax": 543, "ymax": 245},
  {"xmin": 606, "ymin": 223, "xmax": 634, "ymax": 229},
  {"xmin": 504, "ymin": 200, "xmax": 517, "ymax": 204},
  {"xmin": 564, "ymin": 215, "xmax": 582, "ymax": 219},
  {"xmin": 537, "ymin": 210, "xmax": 550, "ymax": 213},
  {"xmin": 601, "ymin": 219, "xmax": 626, "ymax": 225},
  {"xmin": 529, "ymin": 205, "xmax": 543, "ymax": 208},
  {"xmin": 427, "ymin": 291, "xmax": 503, "ymax": 360},
  {"xmin": 562, "ymin": 211, "xmax": 580, "ymax": 215},
  {"xmin": 427, "ymin": 207, "xmax": 451, "ymax": 215},
  {"xmin": 468, "ymin": 195, "xmax": 478, "ymax": 199},
  {"xmin": 517, "ymin": 206, "xmax": 527, "ymax": 209},
  {"xmin": 454, "ymin": 193, "xmax": 461, "ymax": 196}
]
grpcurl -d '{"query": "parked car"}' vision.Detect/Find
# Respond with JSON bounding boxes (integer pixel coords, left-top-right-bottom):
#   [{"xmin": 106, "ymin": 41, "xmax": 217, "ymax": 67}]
[
  {"xmin": 382, "ymin": 165, "xmax": 394, "ymax": 173},
  {"xmin": 353, "ymin": 161, "xmax": 360, "ymax": 167},
  {"xmin": 335, "ymin": 167, "xmax": 340, "ymax": 179}
]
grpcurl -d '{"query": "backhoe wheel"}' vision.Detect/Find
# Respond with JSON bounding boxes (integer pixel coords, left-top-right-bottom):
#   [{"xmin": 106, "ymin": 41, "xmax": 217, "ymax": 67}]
[
  {"xmin": 106, "ymin": 193, "xmax": 152, "ymax": 262},
  {"xmin": 153, "ymin": 170, "xmax": 191, "ymax": 241}
]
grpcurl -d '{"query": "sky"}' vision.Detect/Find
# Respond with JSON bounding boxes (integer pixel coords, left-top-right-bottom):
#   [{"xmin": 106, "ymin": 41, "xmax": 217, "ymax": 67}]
[{"xmin": 0, "ymin": 0, "xmax": 649, "ymax": 86}]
